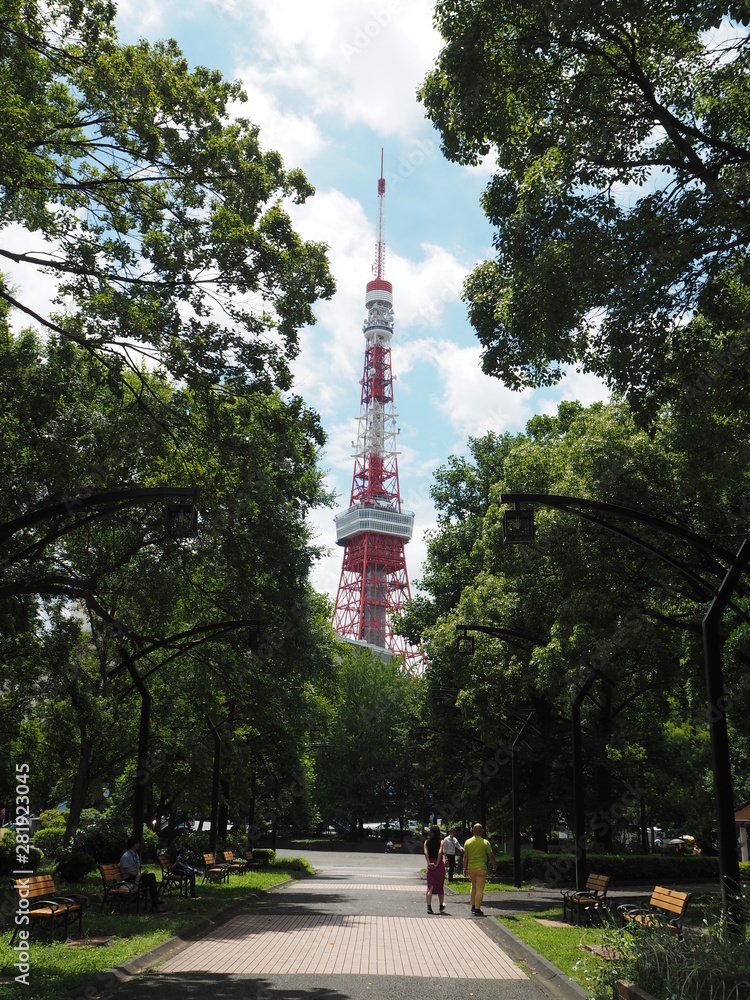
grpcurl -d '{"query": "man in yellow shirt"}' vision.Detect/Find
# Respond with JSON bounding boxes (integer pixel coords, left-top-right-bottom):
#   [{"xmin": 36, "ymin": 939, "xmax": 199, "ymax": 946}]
[{"xmin": 462, "ymin": 823, "xmax": 497, "ymax": 916}]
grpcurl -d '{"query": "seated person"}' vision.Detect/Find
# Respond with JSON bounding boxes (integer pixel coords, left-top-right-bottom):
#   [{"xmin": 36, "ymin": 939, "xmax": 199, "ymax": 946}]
[
  {"xmin": 166, "ymin": 839, "xmax": 198, "ymax": 898},
  {"xmin": 120, "ymin": 836, "xmax": 166, "ymax": 913}
]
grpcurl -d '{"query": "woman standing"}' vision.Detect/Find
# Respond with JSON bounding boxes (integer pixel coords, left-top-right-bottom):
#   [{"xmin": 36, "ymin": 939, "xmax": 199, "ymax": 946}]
[{"xmin": 423, "ymin": 825, "xmax": 446, "ymax": 914}]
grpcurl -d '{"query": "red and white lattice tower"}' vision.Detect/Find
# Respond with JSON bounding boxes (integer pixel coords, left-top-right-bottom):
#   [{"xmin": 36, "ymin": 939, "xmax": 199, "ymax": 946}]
[{"xmin": 332, "ymin": 155, "xmax": 421, "ymax": 669}]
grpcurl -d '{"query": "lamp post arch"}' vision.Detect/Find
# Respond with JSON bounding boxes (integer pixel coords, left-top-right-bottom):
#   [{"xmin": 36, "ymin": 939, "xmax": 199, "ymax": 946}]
[{"xmin": 500, "ymin": 491, "xmax": 746, "ymax": 927}]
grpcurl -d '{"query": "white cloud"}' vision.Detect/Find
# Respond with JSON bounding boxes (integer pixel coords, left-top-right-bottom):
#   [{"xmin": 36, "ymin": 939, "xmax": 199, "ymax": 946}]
[
  {"xmin": 1, "ymin": 224, "xmax": 65, "ymax": 337},
  {"xmin": 390, "ymin": 243, "xmax": 468, "ymax": 329},
  {"xmin": 230, "ymin": 69, "xmax": 329, "ymax": 166},
  {"xmin": 545, "ymin": 368, "xmax": 612, "ymax": 410},
  {"xmin": 113, "ymin": 0, "xmax": 166, "ymax": 34},
  {"xmin": 230, "ymin": 0, "xmax": 442, "ymax": 142}
]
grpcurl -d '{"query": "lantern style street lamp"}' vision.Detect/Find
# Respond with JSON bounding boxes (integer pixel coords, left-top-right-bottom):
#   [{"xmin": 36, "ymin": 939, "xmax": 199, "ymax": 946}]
[
  {"xmin": 166, "ymin": 502, "xmax": 199, "ymax": 538},
  {"xmin": 502, "ymin": 506, "xmax": 535, "ymax": 544},
  {"xmin": 456, "ymin": 624, "xmax": 536, "ymax": 888}
]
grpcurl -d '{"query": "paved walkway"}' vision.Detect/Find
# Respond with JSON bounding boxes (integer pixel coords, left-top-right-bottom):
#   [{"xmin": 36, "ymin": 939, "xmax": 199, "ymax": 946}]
[{"xmin": 106, "ymin": 852, "xmax": 585, "ymax": 1000}]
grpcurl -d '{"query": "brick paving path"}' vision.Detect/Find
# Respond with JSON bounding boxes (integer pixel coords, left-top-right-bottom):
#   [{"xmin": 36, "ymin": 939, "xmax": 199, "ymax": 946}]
[
  {"xmin": 158, "ymin": 865, "xmax": 530, "ymax": 982},
  {"xmin": 160, "ymin": 912, "xmax": 525, "ymax": 980},
  {"xmin": 105, "ymin": 852, "xmax": 572, "ymax": 1000}
]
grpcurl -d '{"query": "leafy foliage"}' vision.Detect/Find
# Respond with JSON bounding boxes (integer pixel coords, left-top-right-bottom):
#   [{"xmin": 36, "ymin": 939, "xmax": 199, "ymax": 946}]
[
  {"xmin": 0, "ymin": 832, "xmax": 42, "ymax": 875},
  {"xmin": 420, "ymin": 2, "xmax": 750, "ymax": 417},
  {"xmin": 0, "ymin": 0, "xmax": 334, "ymax": 398},
  {"xmin": 589, "ymin": 900, "xmax": 750, "ymax": 1000},
  {"xmin": 55, "ymin": 849, "xmax": 97, "ymax": 883},
  {"xmin": 412, "ymin": 397, "xmax": 750, "ymax": 849},
  {"xmin": 313, "ymin": 646, "xmax": 425, "ymax": 833}
]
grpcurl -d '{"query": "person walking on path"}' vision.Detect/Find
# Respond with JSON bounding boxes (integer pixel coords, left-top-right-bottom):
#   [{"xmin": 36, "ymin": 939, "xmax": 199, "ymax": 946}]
[
  {"xmin": 462, "ymin": 823, "xmax": 496, "ymax": 916},
  {"xmin": 423, "ymin": 824, "xmax": 446, "ymax": 914},
  {"xmin": 442, "ymin": 827, "xmax": 462, "ymax": 883}
]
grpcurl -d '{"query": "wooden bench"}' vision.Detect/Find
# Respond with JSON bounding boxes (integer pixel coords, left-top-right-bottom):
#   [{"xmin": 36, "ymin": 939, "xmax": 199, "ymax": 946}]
[
  {"xmin": 98, "ymin": 863, "xmax": 146, "ymax": 913},
  {"xmin": 11, "ymin": 874, "xmax": 84, "ymax": 944},
  {"xmin": 619, "ymin": 886, "xmax": 692, "ymax": 938},
  {"xmin": 218, "ymin": 849, "xmax": 247, "ymax": 873},
  {"xmin": 561, "ymin": 873, "xmax": 611, "ymax": 925},
  {"xmin": 157, "ymin": 853, "xmax": 191, "ymax": 896},
  {"xmin": 243, "ymin": 850, "xmax": 261, "ymax": 867},
  {"xmin": 202, "ymin": 853, "xmax": 230, "ymax": 884}
]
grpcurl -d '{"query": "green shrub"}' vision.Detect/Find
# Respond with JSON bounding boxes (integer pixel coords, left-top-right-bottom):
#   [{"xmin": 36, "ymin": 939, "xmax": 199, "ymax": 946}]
[
  {"xmin": 587, "ymin": 900, "xmax": 750, "ymax": 1000},
  {"xmin": 227, "ymin": 832, "xmax": 252, "ymax": 855},
  {"xmin": 56, "ymin": 849, "xmax": 97, "ymax": 883},
  {"xmin": 531, "ymin": 851, "xmax": 721, "ymax": 887},
  {"xmin": 274, "ymin": 856, "xmax": 313, "ymax": 873},
  {"xmin": 169, "ymin": 830, "xmax": 210, "ymax": 864},
  {"xmin": 33, "ymin": 825, "xmax": 66, "ymax": 860},
  {"xmin": 0, "ymin": 833, "xmax": 42, "ymax": 875},
  {"xmin": 253, "ymin": 848, "xmax": 275, "ymax": 866},
  {"xmin": 78, "ymin": 808, "xmax": 104, "ymax": 829},
  {"xmin": 38, "ymin": 807, "xmax": 67, "ymax": 828},
  {"xmin": 140, "ymin": 827, "xmax": 158, "ymax": 861},
  {"xmin": 74, "ymin": 818, "xmax": 129, "ymax": 863}
]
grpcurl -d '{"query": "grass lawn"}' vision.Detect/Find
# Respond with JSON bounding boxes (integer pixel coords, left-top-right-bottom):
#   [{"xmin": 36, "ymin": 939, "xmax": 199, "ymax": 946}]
[
  {"xmin": 447, "ymin": 875, "xmax": 542, "ymax": 893},
  {"xmin": 495, "ymin": 905, "xmax": 612, "ymax": 989},
  {"xmin": 0, "ymin": 858, "xmax": 311, "ymax": 1000}
]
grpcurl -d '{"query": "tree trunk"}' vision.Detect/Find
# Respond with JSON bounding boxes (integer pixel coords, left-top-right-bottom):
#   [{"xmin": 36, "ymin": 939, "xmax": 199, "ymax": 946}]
[
  {"xmin": 248, "ymin": 772, "xmax": 257, "ymax": 848},
  {"xmin": 64, "ymin": 730, "xmax": 94, "ymax": 847},
  {"xmin": 532, "ymin": 826, "xmax": 548, "ymax": 852},
  {"xmin": 218, "ymin": 776, "xmax": 230, "ymax": 845}
]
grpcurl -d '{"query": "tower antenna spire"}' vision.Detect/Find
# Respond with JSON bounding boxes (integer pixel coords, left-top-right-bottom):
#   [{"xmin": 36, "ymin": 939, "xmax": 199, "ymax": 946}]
[{"xmin": 375, "ymin": 148, "xmax": 386, "ymax": 280}]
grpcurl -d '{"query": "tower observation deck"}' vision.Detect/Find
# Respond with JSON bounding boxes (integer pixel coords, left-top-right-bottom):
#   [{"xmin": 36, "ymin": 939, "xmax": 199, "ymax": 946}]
[{"xmin": 332, "ymin": 156, "xmax": 420, "ymax": 668}]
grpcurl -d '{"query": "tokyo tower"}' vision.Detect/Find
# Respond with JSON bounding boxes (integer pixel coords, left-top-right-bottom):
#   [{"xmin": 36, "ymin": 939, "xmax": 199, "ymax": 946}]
[{"xmin": 332, "ymin": 155, "xmax": 420, "ymax": 667}]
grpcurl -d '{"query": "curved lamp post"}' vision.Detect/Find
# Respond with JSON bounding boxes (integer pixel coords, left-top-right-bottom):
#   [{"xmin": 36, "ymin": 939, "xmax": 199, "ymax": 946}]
[
  {"xmin": 500, "ymin": 492, "xmax": 747, "ymax": 927},
  {"xmin": 457, "ymin": 623, "xmax": 607, "ymax": 890},
  {"xmin": 455, "ymin": 624, "xmax": 537, "ymax": 887},
  {"xmin": 110, "ymin": 621, "xmax": 263, "ymax": 844},
  {"xmin": 0, "ymin": 486, "xmax": 199, "ymax": 845}
]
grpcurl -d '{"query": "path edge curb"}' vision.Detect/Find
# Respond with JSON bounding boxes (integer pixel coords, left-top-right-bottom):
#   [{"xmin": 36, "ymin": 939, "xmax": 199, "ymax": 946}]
[{"xmin": 484, "ymin": 916, "xmax": 590, "ymax": 1000}]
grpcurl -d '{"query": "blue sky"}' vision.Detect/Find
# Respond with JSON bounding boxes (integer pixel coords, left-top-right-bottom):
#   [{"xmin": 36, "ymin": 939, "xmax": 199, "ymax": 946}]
[{"xmin": 112, "ymin": 2, "xmax": 611, "ymax": 599}]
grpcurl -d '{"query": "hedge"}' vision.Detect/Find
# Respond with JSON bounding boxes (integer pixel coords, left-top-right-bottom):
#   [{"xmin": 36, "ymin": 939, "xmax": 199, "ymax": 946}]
[{"xmin": 487, "ymin": 849, "xmax": 740, "ymax": 886}]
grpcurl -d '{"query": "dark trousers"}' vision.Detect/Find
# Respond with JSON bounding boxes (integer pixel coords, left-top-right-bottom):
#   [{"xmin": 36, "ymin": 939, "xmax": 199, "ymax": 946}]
[
  {"xmin": 446, "ymin": 854, "xmax": 456, "ymax": 882},
  {"xmin": 138, "ymin": 872, "xmax": 160, "ymax": 908},
  {"xmin": 176, "ymin": 863, "xmax": 198, "ymax": 895}
]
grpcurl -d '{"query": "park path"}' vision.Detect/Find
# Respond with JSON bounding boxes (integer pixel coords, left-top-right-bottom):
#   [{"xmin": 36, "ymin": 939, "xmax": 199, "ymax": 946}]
[{"xmin": 108, "ymin": 850, "xmax": 579, "ymax": 1000}]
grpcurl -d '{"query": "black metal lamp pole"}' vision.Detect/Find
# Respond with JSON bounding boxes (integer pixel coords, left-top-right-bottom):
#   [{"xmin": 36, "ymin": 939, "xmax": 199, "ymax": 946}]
[
  {"xmin": 456, "ymin": 625, "xmax": 536, "ymax": 889},
  {"xmin": 571, "ymin": 669, "xmax": 601, "ymax": 891},
  {"xmin": 206, "ymin": 715, "xmax": 221, "ymax": 855},
  {"xmin": 512, "ymin": 712, "xmax": 534, "ymax": 888},
  {"xmin": 703, "ymin": 540, "xmax": 750, "ymax": 925}
]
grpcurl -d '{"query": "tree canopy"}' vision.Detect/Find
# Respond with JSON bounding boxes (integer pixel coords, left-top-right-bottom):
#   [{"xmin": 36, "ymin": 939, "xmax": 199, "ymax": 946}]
[
  {"xmin": 0, "ymin": 322, "xmax": 339, "ymax": 842},
  {"xmin": 0, "ymin": 0, "xmax": 334, "ymax": 399},
  {"xmin": 412, "ymin": 397, "xmax": 750, "ymax": 849},
  {"xmin": 420, "ymin": 1, "xmax": 750, "ymax": 415}
]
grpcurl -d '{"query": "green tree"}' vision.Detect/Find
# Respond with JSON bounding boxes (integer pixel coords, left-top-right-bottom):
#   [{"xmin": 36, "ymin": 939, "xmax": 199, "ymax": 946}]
[
  {"xmin": 0, "ymin": 0, "xmax": 333, "ymax": 398},
  {"xmin": 314, "ymin": 646, "xmax": 424, "ymax": 837},
  {"xmin": 0, "ymin": 328, "xmax": 338, "ymax": 841},
  {"xmin": 420, "ymin": 1, "xmax": 750, "ymax": 415},
  {"xmin": 414, "ymin": 399, "xmax": 749, "ymax": 850}
]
